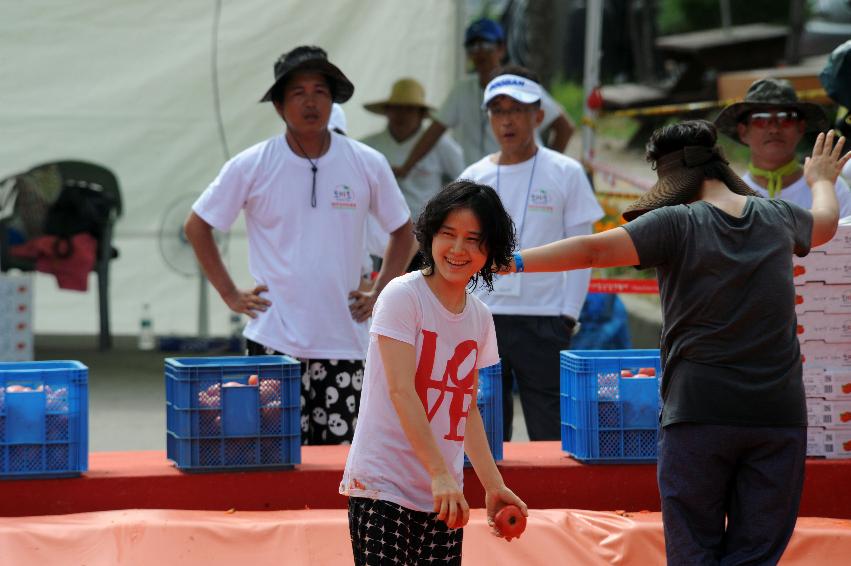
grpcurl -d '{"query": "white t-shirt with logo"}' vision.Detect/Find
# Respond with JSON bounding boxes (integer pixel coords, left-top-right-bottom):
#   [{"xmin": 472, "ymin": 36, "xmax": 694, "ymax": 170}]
[
  {"xmin": 362, "ymin": 126, "xmax": 464, "ymax": 221},
  {"xmin": 461, "ymin": 148, "xmax": 604, "ymax": 319},
  {"xmin": 340, "ymin": 271, "xmax": 499, "ymax": 512},
  {"xmin": 193, "ymin": 132, "xmax": 410, "ymax": 360},
  {"xmin": 742, "ymin": 172, "xmax": 851, "ymax": 218},
  {"xmin": 436, "ymin": 75, "xmax": 563, "ymax": 167}
]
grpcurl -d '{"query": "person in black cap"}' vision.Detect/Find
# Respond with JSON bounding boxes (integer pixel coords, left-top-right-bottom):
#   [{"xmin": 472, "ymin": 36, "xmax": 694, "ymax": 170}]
[
  {"xmin": 394, "ymin": 18, "xmax": 575, "ymax": 175},
  {"xmin": 504, "ymin": 120, "xmax": 848, "ymax": 565},
  {"xmin": 185, "ymin": 46, "xmax": 415, "ymax": 446},
  {"xmin": 715, "ymin": 77, "xmax": 851, "ymax": 217}
]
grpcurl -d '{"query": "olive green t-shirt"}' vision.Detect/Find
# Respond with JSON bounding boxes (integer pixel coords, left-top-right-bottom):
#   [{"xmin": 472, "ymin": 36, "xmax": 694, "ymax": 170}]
[{"xmin": 623, "ymin": 197, "xmax": 812, "ymax": 427}]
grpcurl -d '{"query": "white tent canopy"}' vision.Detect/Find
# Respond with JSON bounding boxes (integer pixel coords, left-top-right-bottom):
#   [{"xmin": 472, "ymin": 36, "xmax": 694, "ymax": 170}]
[{"xmin": 0, "ymin": 0, "xmax": 460, "ymax": 337}]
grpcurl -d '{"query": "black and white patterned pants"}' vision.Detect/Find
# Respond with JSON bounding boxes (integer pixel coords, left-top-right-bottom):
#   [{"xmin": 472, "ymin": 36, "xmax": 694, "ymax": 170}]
[
  {"xmin": 348, "ymin": 497, "xmax": 463, "ymax": 565},
  {"xmin": 246, "ymin": 339, "xmax": 363, "ymax": 445}
]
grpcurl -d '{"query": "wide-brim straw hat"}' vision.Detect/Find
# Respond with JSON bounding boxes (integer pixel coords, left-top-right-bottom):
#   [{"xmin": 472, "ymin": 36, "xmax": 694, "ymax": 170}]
[
  {"xmin": 363, "ymin": 78, "xmax": 434, "ymax": 115},
  {"xmin": 259, "ymin": 45, "xmax": 354, "ymax": 104},
  {"xmin": 622, "ymin": 145, "xmax": 760, "ymax": 221},
  {"xmin": 714, "ymin": 78, "xmax": 828, "ymax": 144}
]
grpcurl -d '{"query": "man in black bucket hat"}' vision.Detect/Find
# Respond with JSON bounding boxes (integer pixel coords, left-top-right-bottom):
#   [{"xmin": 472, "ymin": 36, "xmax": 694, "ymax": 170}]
[
  {"xmin": 258, "ymin": 45, "xmax": 354, "ymax": 104},
  {"xmin": 185, "ymin": 46, "xmax": 415, "ymax": 446},
  {"xmin": 715, "ymin": 77, "xmax": 851, "ymax": 216}
]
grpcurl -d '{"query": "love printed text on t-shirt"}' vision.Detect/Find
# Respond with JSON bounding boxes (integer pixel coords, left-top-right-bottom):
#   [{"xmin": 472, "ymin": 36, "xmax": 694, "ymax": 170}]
[{"xmin": 414, "ymin": 329, "xmax": 478, "ymax": 442}]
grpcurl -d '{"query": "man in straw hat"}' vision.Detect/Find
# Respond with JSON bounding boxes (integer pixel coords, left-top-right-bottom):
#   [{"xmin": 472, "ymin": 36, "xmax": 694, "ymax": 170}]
[
  {"xmin": 362, "ymin": 78, "xmax": 463, "ymax": 223},
  {"xmin": 504, "ymin": 119, "xmax": 849, "ymax": 564},
  {"xmin": 185, "ymin": 46, "xmax": 414, "ymax": 446},
  {"xmin": 394, "ymin": 18, "xmax": 574, "ymax": 176},
  {"xmin": 715, "ymin": 77, "xmax": 851, "ymax": 217}
]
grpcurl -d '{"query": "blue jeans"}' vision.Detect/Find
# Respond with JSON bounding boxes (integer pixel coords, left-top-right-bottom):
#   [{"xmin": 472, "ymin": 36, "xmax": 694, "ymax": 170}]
[{"xmin": 658, "ymin": 423, "xmax": 806, "ymax": 566}]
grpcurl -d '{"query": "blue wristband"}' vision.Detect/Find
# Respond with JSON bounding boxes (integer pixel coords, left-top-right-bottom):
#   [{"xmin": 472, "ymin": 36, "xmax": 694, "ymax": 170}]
[{"xmin": 513, "ymin": 252, "xmax": 524, "ymax": 273}]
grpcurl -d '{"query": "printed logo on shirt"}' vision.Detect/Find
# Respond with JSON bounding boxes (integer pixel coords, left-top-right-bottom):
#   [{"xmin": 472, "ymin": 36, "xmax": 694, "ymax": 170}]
[
  {"xmin": 414, "ymin": 329, "xmax": 478, "ymax": 442},
  {"xmin": 528, "ymin": 188, "xmax": 554, "ymax": 213},
  {"xmin": 331, "ymin": 185, "xmax": 357, "ymax": 210}
]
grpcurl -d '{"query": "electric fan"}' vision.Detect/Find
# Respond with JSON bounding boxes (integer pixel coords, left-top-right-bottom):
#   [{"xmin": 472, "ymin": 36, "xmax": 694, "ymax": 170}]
[{"xmin": 157, "ymin": 194, "xmax": 228, "ymax": 337}]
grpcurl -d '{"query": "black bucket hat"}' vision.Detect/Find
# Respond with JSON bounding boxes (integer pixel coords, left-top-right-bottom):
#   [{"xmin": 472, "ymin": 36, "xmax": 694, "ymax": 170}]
[
  {"xmin": 714, "ymin": 78, "xmax": 829, "ymax": 144},
  {"xmin": 259, "ymin": 45, "xmax": 354, "ymax": 104}
]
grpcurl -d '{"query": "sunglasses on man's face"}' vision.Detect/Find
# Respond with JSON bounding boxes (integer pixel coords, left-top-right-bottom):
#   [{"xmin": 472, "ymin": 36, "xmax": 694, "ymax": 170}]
[{"xmin": 747, "ymin": 111, "xmax": 800, "ymax": 129}]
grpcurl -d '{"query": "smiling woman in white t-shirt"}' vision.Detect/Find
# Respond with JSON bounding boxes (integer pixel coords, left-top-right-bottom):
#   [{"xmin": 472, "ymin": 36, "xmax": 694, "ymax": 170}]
[{"xmin": 341, "ymin": 180, "xmax": 527, "ymax": 564}]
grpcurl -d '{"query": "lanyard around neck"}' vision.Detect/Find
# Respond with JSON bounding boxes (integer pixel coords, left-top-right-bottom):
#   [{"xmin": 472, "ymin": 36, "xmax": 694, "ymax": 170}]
[
  {"xmin": 496, "ymin": 150, "xmax": 539, "ymax": 245},
  {"xmin": 289, "ymin": 131, "xmax": 329, "ymax": 208}
]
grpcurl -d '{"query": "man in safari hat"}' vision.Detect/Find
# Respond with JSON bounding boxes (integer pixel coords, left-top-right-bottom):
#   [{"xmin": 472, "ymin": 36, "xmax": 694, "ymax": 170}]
[
  {"xmin": 715, "ymin": 77, "xmax": 851, "ymax": 216},
  {"xmin": 362, "ymin": 78, "xmax": 464, "ymax": 222},
  {"xmin": 185, "ymin": 45, "xmax": 414, "ymax": 446}
]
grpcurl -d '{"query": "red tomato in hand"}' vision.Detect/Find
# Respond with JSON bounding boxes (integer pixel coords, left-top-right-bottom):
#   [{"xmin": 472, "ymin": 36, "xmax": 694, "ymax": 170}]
[
  {"xmin": 494, "ymin": 504, "xmax": 526, "ymax": 541},
  {"xmin": 247, "ymin": 374, "xmax": 259, "ymax": 386}
]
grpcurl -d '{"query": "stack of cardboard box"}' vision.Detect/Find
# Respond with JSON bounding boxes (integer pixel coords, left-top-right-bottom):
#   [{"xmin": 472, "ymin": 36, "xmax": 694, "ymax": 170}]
[
  {"xmin": 795, "ymin": 219, "xmax": 851, "ymax": 458},
  {"xmin": 0, "ymin": 273, "xmax": 33, "ymax": 361}
]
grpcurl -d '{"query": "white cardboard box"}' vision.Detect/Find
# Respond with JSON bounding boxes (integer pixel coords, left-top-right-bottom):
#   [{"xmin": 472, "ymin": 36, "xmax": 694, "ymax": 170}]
[
  {"xmin": 793, "ymin": 252, "xmax": 851, "ymax": 285},
  {"xmin": 0, "ymin": 274, "xmax": 33, "ymax": 361},
  {"xmin": 807, "ymin": 427, "xmax": 826, "ymax": 456},
  {"xmin": 822, "ymin": 428, "xmax": 851, "ymax": 459},
  {"xmin": 797, "ymin": 312, "xmax": 851, "ymax": 343},
  {"xmin": 807, "ymin": 427, "xmax": 851, "ymax": 458},
  {"xmin": 795, "ymin": 282, "xmax": 851, "ymax": 315},
  {"xmin": 800, "ymin": 340, "xmax": 851, "ymax": 370},
  {"xmin": 804, "ymin": 368, "xmax": 851, "ymax": 400},
  {"xmin": 806, "ymin": 399, "xmax": 851, "ymax": 428},
  {"xmin": 815, "ymin": 218, "xmax": 851, "ymax": 255}
]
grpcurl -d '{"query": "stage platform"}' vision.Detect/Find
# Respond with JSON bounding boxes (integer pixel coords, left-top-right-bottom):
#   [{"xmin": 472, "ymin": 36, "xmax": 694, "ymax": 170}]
[{"xmin": 2, "ymin": 442, "xmax": 849, "ymax": 519}]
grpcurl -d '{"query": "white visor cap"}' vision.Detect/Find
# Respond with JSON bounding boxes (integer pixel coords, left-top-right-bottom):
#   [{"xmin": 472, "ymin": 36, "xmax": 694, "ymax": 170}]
[{"xmin": 482, "ymin": 74, "xmax": 543, "ymax": 109}]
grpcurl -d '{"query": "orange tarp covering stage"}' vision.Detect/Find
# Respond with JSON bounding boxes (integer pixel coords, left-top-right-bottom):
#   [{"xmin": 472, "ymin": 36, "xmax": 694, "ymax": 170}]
[{"xmin": 2, "ymin": 508, "xmax": 850, "ymax": 565}]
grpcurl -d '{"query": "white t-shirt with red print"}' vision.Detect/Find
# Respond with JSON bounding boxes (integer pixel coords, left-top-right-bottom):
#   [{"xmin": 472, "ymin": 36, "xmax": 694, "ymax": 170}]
[{"xmin": 340, "ymin": 271, "xmax": 499, "ymax": 512}]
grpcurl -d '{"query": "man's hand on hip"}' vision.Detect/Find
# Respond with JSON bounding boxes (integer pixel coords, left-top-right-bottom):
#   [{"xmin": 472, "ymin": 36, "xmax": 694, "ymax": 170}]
[
  {"xmin": 223, "ymin": 285, "xmax": 271, "ymax": 318},
  {"xmin": 348, "ymin": 289, "xmax": 377, "ymax": 322}
]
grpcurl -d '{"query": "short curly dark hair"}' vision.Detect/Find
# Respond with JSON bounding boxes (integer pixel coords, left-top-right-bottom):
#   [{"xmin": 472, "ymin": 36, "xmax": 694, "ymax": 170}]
[{"xmin": 415, "ymin": 180, "xmax": 516, "ymax": 292}]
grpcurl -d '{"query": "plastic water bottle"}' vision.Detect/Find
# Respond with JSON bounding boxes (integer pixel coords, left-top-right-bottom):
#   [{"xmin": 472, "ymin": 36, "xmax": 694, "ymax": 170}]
[
  {"xmin": 229, "ymin": 312, "xmax": 243, "ymax": 337},
  {"xmin": 138, "ymin": 303, "xmax": 155, "ymax": 350}
]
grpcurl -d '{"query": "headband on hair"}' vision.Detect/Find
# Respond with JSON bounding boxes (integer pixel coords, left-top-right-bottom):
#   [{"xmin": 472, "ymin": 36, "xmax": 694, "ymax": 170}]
[{"xmin": 655, "ymin": 145, "xmax": 728, "ymax": 177}]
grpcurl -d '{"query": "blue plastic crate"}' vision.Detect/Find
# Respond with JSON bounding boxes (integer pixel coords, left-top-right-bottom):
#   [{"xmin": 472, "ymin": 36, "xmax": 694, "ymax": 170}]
[
  {"xmin": 464, "ymin": 362, "xmax": 503, "ymax": 466},
  {"xmin": 0, "ymin": 361, "xmax": 88, "ymax": 479},
  {"xmin": 559, "ymin": 350, "xmax": 661, "ymax": 463},
  {"xmin": 165, "ymin": 355, "xmax": 300, "ymax": 471}
]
